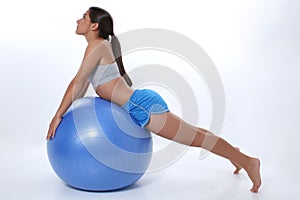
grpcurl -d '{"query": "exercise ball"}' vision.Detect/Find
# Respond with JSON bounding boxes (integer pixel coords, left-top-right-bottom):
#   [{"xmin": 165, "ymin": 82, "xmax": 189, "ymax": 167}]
[{"xmin": 47, "ymin": 97, "xmax": 153, "ymax": 191}]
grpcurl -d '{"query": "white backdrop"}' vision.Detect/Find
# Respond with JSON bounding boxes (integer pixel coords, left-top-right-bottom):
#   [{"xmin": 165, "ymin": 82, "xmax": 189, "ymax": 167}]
[{"xmin": 0, "ymin": 0, "xmax": 299, "ymax": 199}]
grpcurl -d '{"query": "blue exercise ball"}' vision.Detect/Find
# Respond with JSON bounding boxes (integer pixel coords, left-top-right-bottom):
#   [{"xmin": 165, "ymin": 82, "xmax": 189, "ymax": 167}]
[{"xmin": 47, "ymin": 97, "xmax": 153, "ymax": 191}]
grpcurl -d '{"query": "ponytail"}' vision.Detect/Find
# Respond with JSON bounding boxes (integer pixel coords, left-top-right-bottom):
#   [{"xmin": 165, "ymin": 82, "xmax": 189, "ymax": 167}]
[
  {"xmin": 89, "ymin": 7, "xmax": 132, "ymax": 87},
  {"xmin": 111, "ymin": 34, "xmax": 133, "ymax": 87}
]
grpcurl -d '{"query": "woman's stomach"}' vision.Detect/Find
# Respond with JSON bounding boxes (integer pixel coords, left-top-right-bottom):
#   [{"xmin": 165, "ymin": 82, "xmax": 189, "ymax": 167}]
[{"xmin": 94, "ymin": 77, "xmax": 134, "ymax": 106}]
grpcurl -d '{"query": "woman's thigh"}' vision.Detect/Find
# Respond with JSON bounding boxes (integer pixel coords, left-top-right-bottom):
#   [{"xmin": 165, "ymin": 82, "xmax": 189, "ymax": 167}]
[{"xmin": 145, "ymin": 112, "xmax": 204, "ymax": 146}]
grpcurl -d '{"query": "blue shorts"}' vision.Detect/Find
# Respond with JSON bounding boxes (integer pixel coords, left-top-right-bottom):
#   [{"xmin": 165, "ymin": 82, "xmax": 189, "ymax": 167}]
[{"xmin": 121, "ymin": 89, "xmax": 169, "ymax": 127}]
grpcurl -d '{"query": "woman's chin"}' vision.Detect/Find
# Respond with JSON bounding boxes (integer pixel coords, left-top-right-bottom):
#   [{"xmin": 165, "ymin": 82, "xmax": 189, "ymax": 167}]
[{"xmin": 75, "ymin": 30, "xmax": 81, "ymax": 35}]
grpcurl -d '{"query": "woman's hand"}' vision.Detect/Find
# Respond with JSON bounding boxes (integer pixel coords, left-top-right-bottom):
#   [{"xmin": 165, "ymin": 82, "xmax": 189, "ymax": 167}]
[{"xmin": 46, "ymin": 116, "xmax": 62, "ymax": 140}]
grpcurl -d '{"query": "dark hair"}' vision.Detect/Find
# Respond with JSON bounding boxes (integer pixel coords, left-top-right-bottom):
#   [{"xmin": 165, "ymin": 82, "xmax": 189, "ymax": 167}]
[{"xmin": 89, "ymin": 7, "xmax": 132, "ymax": 87}]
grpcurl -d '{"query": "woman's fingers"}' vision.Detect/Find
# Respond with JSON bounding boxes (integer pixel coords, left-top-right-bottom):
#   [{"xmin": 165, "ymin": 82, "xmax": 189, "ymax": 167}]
[
  {"xmin": 46, "ymin": 117, "xmax": 62, "ymax": 140},
  {"xmin": 46, "ymin": 126, "xmax": 53, "ymax": 140},
  {"xmin": 47, "ymin": 122, "xmax": 55, "ymax": 140}
]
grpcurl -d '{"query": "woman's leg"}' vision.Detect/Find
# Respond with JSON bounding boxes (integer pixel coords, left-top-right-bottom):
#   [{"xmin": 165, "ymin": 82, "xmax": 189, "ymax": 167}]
[
  {"xmin": 196, "ymin": 127, "xmax": 242, "ymax": 174},
  {"xmin": 145, "ymin": 112, "xmax": 261, "ymax": 193}
]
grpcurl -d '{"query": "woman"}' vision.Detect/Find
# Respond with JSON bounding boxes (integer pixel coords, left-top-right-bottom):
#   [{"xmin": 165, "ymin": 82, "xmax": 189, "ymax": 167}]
[{"xmin": 46, "ymin": 7, "xmax": 261, "ymax": 193}]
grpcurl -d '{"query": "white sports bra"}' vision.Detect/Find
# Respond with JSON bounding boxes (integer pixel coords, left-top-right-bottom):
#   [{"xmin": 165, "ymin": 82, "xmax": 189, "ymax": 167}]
[{"xmin": 88, "ymin": 62, "xmax": 121, "ymax": 88}]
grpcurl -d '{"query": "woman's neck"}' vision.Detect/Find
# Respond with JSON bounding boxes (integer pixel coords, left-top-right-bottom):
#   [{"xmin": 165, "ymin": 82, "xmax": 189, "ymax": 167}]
[{"xmin": 85, "ymin": 32, "xmax": 101, "ymax": 43}]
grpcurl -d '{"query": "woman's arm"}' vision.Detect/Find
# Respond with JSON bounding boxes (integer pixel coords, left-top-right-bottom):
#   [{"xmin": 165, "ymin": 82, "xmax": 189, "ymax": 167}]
[
  {"xmin": 46, "ymin": 41, "xmax": 106, "ymax": 140},
  {"xmin": 53, "ymin": 78, "xmax": 90, "ymax": 118},
  {"xmin": 46, "ymin": 78, "xmax": 90, "ymax": 140}
]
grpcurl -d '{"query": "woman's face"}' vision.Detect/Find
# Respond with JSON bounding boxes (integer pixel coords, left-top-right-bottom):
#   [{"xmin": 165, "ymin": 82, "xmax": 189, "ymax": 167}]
[{"xmin": 76, "ymin": 10, "xmax": 93, "ymax": 35}]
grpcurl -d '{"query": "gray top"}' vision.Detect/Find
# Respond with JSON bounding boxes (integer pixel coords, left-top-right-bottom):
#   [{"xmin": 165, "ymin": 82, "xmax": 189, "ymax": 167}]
[{"xmin": 88, "ymin": 62, "xmax": 121, "ymax": 88}]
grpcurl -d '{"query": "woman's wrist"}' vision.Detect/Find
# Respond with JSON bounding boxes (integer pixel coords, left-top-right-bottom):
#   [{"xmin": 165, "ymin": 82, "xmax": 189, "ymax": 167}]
[{"xmin": 54, "ymin": 114, "xmax": 63, "ymax": 119}]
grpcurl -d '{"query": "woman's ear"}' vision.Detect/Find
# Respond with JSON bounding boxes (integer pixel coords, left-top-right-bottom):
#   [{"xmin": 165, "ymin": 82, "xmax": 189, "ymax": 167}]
[{"xmin": 91, "ymin": 23, "xmax": 99, "ymax": 31}]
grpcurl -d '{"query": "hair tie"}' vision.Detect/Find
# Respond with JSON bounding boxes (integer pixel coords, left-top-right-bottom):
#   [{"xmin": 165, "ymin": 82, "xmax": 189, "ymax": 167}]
[{"xmin": 108, "ymin": 33, "xmax": 114, "ymax": 42}]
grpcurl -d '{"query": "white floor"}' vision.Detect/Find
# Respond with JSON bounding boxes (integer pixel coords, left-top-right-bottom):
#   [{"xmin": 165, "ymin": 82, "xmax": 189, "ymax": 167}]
[{"xmin": 1, "ymin": 135, "xmax": 299, "ymax": 200}]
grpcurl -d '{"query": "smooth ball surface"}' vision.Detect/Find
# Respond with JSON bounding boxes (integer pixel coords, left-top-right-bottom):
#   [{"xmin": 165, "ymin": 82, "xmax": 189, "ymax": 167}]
[{"xmin": 47, "ymin": 97, "xmax": 153, "ymax": 191}]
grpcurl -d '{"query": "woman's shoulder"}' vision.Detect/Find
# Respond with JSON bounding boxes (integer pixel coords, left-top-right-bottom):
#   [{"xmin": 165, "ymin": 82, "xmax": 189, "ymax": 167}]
[
  {"xmin": 87, "ymin": 39, "xmax": 110, "ymax": 50},
  {"xmin": 84, "ymin": 39, "xmax": 111, "ymax": 58}
]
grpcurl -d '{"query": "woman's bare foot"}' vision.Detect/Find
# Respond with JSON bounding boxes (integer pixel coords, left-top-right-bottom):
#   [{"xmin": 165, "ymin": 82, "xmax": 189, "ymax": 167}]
[
  {"xmin": 245, "ymin": 158, "xmax": 262, "ymax": 193},
  {"xmin": 230, "ymin": 147, "xmax": 242, "ymax": 174}
]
